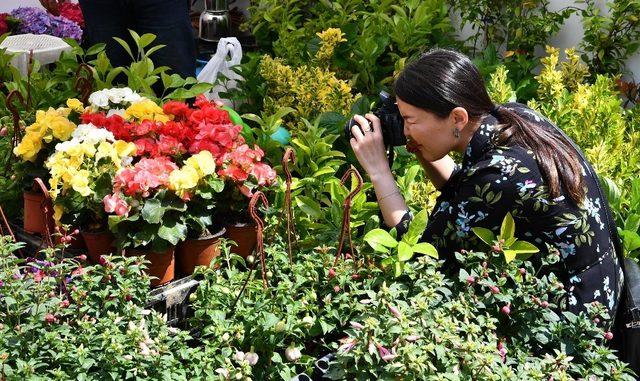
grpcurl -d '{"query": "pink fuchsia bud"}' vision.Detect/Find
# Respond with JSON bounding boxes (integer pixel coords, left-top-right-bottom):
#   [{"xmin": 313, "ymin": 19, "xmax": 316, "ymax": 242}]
[
  {"xmin": 338, "ymin": 337, "xmax": 358, "ymax": 353},
  {"xmin": 405, "ymin": 335, "xmax": 421, "ymax": 342},
  {"xmin": 492, "ymin": 244, "xmax": 501, "ymax": 252},
  {"xmin": 375, "ymin": 342, "xmax": 397, "ymax": 362},
  {"xmin": 0, "ymin": 127, "xmax": 8, "ymax": 136},
  {"xmin": 519, "ymin": 268, "xmax": 526, "ymax": 275},
  {"xmin": 501, "ymin": 304, "xmax": 511, "ymax": 315},
  {"xmin": 540, "ymin": 301, "xmax": 549, "ymax": 308},
  {"xmin": 59, "ymin": 300, "xmax": 70, "ymax": 308},
  {"xmin": 333, "ymin": 285, "xmax": 341, "ymax": 293},
  {"xmin": 98, "ymin": 256, "xmax": 108, "ymax": 266},
  {"xmin": 604, "ymin": 331, "xmax": 614, "ymax": 340},
  {"xmin": 593, "ymin": 317, "xmax": 601, "ymax": 324},
  {"xmin": 328, "ymin": 268, "xmax": 336, "ymax": 279},
  {"xmin": 72, "ymin": 229, "xmax": 80, "ymax": 235},
  {"xmin": 490, "ymin": 286, "xmax": 500, "ymax": 294},
  {"xmin": 45, "ymin": 314, "xmax": 56, "ymax": 324},
  {"xmin": 345, "ymin": 252, "xmax": 352, "ymax": 259},
  {"xmin": 349, "ymin": 321, "xmax": 364, "ymax": 330},
  {"xmin": 77, "ymin": 254, "xmax": 87, "ymax": 261},
  {"xmin": 234, "ymin": 351, "xmax": 245, "ymax": 362},
  {"xmin": 387, "ymin": 304, "xmax": 402, "ymax": 320},
  {"xmin": 125, "ymin": 295, "xmax": 132, "ymax": 301},
  {"xmin": 368, "ymin": 340, "xmax": 376, "ymax": 355},
  {"xmin": 351, "ymin": 274, "xmax": 361, "ymax": 280},
  {"xmin": 466, "ymin": 276, "xmax": 475, "ymax": 285}
]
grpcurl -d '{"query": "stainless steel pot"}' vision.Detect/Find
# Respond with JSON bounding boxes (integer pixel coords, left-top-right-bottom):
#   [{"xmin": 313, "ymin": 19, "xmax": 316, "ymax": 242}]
[{"xmin": 199, "ymin": 10, "xmax": 229, "ymax": 42}]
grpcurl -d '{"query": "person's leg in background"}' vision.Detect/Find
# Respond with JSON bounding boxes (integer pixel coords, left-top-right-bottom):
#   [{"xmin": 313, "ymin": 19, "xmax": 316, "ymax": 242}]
[
  {"xmin": 77, "ymin": 0, "xmax": 133, "ymax": 71},
  {"xmin": 132, "ymin": 0, "xmax": 197, "ymax": 80}
]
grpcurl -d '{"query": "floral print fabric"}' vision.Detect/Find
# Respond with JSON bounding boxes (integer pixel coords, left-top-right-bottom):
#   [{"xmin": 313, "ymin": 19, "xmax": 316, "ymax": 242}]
[{"xmin": 396, "ymin": 102, "xmax": 623, "ymax": 319}]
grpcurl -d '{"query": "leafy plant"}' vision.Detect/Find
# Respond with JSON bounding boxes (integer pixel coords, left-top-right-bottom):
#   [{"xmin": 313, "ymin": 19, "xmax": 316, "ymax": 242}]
[
  {"xmin": 364, "ymin": 209, "xmax": 438, "ymax": 276},
  {"xmin": 472, "ymin": 212, "xmax": 540, "ymax": 263}
]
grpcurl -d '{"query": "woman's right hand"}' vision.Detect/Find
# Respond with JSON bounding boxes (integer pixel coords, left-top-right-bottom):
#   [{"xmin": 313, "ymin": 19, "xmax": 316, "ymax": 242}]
[{"xmin": 349, "ymin": 113, "xmax": 391, "ymax": 180}]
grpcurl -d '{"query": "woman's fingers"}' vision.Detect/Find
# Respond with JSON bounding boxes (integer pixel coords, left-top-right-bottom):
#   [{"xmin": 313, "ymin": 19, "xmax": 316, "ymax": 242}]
[{"xmin": 350, "ymin": 114, "xmax": 369, "ymax": 141}]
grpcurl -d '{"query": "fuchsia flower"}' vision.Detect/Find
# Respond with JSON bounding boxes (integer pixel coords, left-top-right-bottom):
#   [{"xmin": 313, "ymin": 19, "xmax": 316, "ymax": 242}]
[
  {"xmin": 349, "ymin": 321, "xmax": 364, "ymax": 330},
  {"xmin": 338, "ymin": 337, "xmax": 358, "ymax": 353},
  {"xmin": 375, "ymin": 342, "xmax": 397, "ymax": 362},
  {"xmin": 498, "ymin": 340, "xmax": 507, "ymax": 363},
  {"xmin": 387, "ymin": 303, "xmax": 402, "ymax": 320}
]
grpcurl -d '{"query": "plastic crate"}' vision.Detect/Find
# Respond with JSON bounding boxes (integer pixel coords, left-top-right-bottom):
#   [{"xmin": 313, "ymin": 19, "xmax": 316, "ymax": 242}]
[{"xmin": 146, "ymin": 275, "xmax": 200, "ymax": 327}]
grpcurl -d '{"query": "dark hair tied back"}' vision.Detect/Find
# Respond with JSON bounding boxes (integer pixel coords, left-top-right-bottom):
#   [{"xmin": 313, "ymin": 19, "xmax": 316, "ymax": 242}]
[{"xmin": 394, "ymin": 48, "xmax": 585, "ymax": 204}]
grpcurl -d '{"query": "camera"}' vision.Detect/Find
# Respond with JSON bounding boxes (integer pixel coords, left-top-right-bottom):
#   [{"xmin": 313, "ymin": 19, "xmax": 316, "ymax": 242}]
[{"xmin": 344, "ymin": 91, "xmax": 406, "ymax": 147}]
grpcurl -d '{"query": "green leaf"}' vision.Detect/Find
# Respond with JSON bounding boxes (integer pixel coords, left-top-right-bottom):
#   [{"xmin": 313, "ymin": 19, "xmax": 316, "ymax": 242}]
[
  {"xmin": 503, "ymin": 250, "xmax": 517, "ymax": 263},
  {"xmin": 157, "ymin": 221, "xmax": 187, "ymax": 245},
  {"xmin": 412, "ymin": 242, "xmax": 438, "ymax": 259},
  {"xmin": 397, "ymin": 241, "xmax": 414, "ymax": 261},
  {"xmin": 138, "ymin": 33, "xmax": 157, "ymax": 49},
  {"xmin": 364, "ymin": 229, "xmax": 398, "ymax": 250},
  {"xmin": 500, "ymin": 212, "xmax": 515, "ymax": 240},
  {"xmin": 113, "ymin": 37, "xmax": 134, "ymax": 60},
  {"xmin": 394, "ymin": 260, "xmax": 403, "ymax": 277},
  {"xmin": 142, "ymin": 198, "xmax": 164, "ymax": 223},
  {"xmin": 295, "ymin": 196, "xmax": 322, "ymax": 218},
  {"xmin": 403, "ymin": 209, "xmax": 427, "ymax": 245},
  {"xmin": 621, "ymin": 230, "xmax": 640, "ymax": 253},
  {"xmin": 510, "ymin": 240, "xmax": 539, "ymax": 253},
  {"xmin": 472, "ymin": 227, "xmax": 495, "ymax": 246}
]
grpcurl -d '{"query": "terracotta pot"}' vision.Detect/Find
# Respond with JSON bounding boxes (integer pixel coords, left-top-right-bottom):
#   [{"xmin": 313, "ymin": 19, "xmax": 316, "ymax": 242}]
[
  {"xmin": 176, "ymin": 227, "xmax": 226, "ymax": 275},
  {"xmin": 224, "ymin": 222, "xmax": 257, "ymax": 258},
  {"xmin": 81, "ymin": 230, "xmax": 115, "ymax": 263},
  {"xmin": 126, "ymin": 246, "xmax": 175, "ymax": 287},
  {"xmin": 23, "ymin": 191, "xmax": 48, "ymax": 235}
]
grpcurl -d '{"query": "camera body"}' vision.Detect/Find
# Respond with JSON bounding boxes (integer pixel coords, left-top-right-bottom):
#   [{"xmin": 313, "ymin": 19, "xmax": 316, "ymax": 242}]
[{"xmin": 344, "ymin": 91, "xmax": 406, "ymax": 147}]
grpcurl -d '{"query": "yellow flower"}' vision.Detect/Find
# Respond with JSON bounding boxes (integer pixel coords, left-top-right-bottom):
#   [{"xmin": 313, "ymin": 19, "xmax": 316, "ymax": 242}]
[
  {"xmin": 53, "ymin": 204, "xmax": 64, "ymax": 224},
  {"xmin": 186, "ymin": 150, "xmax": 216, "ymax": 177},
  {"xmin": 13, "ymin": 133, "xmax": 43, "ymax": 162},
  {"xmin": 113, "ymin": 140, "xmax": 137, "ymax": 157},
  {"xmin": 124, "ymin": 99, "xmax": 170, "ymax": 122},
  {"xmin": 70, "ymin": 170, "xmax": 91, "ymax": 196},
  {"xmin": 169, "ymin": 166, "xmax": 200, "ymax": 197},
  {"xmin": 66, "ymin": 98, "xmax": 85, "ymax": 113}
]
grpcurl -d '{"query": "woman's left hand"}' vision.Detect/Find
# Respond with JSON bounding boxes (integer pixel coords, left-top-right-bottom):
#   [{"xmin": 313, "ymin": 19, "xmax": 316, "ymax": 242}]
[{"xmin": 349, "ymin": 113, "xmax": 390, "ymax": 179}]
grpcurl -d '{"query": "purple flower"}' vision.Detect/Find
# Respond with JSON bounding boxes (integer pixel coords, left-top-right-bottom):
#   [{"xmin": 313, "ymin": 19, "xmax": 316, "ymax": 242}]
[
  {"xmin": 12, "ymin": 272, "xmax": 22, "ymax": 280},
  {"xmin": 0, "ymin": 280, "xmax": 4, "ymax": 287},
  {"xmin": 338, "ymin": 337, "xmax": 357, "ymax": 353},
  {"xmin": 10, "ymin": 7, "xmax": 82, "ymax": 41}
]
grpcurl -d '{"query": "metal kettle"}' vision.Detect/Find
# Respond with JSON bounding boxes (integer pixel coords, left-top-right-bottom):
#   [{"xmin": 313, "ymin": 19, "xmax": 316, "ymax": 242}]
[{"xmin": 199, "ymin": 0, "xmax": 229, "ymax": 42}]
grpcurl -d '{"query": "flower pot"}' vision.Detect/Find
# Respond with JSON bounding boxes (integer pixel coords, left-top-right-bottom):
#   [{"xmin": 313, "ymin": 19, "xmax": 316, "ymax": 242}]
[
  {"xmin": 176, "ymin": 227, "xmax": 226, "ymax": 275},
  {"xmin": 23, "ymin": 191, "xmax": 48, "ymax": 235},
  {"xmin": 126, "ymin": 246, "xmax": 175, "ymax": 287},
  {"xmin": 224, "ymin": 222, "xmax": 257, "ymax": 258},
  {"xmin": 81, "ymin": 230, "xmax": 115, "ymax": 263}
]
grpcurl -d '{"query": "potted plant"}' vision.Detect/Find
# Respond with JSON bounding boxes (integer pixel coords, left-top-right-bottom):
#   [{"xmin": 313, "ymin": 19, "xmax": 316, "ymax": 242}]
[
  {"xmin": 169, "ymin": 150, "xmax": 227, "ymax": 275},
  {"xmin": 13, "ymin": 99, "xmax": 83, "ymax": 235},
  {"xmin": 104, "ymin": 156, "xmax": 187, "ymax": 286},
  {"xmin": 45, "ymin": 121, "xmax": 137, "ymax": 260}
]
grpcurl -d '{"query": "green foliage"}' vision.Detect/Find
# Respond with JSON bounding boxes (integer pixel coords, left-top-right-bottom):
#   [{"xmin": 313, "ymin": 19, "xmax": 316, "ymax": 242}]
[
  {"xmin": 472, "ymin": 212, "xmax": 540, "ymax": 263},
  {"xmin": 245, "ymin": 0, "xmax": 456, "ymax": 94},
  {"xmin": 578, "ymin": 0, "xmax": 640, "ymax": 76}
]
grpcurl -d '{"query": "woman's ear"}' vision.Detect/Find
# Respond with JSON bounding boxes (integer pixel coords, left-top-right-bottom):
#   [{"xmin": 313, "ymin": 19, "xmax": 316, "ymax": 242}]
[{"xmin": 449, "ymin": 107, "xmax": 470, "ymax": 130}]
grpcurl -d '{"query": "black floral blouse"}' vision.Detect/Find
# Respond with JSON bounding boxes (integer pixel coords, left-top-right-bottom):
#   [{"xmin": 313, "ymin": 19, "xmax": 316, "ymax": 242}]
[{"xmin": 396, "ymin": 102, "xmax": 624, "ymax": 319}]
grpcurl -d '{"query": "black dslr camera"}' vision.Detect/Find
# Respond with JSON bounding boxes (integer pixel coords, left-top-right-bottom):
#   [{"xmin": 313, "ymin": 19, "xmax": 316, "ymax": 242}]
[{"xmin": 344, "ymin": 91, "xmax": 406, "ymax": 147}]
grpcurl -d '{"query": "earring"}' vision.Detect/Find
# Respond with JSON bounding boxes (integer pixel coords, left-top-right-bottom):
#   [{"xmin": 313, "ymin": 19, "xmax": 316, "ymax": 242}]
[{"xmin": 454, "ymin": 129, "xmax": 460, "ymax": 138}]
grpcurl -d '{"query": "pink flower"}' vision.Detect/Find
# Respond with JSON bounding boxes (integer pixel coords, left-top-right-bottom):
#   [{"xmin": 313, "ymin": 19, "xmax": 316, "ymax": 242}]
[
  {"xmin": 33, "ymin": 270, "xmax": 45, "ymax": 283},
  {"xmin": 103, "ymin": 193, "xmax": 130, "ymax": 216},
  {"xmin": 405, "ymin": 335, "xmax": 421, "ymax": 342},
  {"xmin": 338, "ymin": 337, "xmax": 357, "ymax": 353},
  {"xmin": 387, "ymin": 304, "xmax": 402, "ymax": 320},
  {"xmin": 375, "ymin": 342, "xmax": 397, "ymax": 362},
  {"xmin": 349, "ymin": 321, "xmax": 364, "ymax": 330},
  {"xmin": 498, "ymin": 340, "xmax": 507, "ymax": 363}
]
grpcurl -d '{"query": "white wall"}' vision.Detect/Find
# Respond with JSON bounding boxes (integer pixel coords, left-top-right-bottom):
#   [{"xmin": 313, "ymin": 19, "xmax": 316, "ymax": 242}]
[
  {"xmin": 453, "ymin": 0, "xmax": 640, "ymax": 81},
  {"xmin": 0, "ymin": 0, "xmax": 45, "ymax": 12}
]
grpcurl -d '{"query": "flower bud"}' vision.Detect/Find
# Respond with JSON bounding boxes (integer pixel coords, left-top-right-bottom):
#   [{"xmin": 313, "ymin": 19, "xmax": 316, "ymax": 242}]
[
  {"xmin": 334, "ymin": 285, "xmax": 341, "ymax": 293},
  {"xmin": 540, "ymin": 301, "xmax": 549, "ymax": 309},
  {"xmin": 274, "ymin": 320, "xmax": 286, "ymax": 332},
  {"xmin": 244, "ymin": 352, "xmax": 259, "ymax": 366},
  {"xmin": 45, "ymin": 314, "xmax": 56, "ymax": 324},
  {"xmin": 349, "ymin": 321, "xmax": 364, "ymax": 330},
  {"xmin": 284, "ymin": 344, "xmax": 301, "ymax": 362},
  {"xmin": 604, "ymin": 331, "xmax": 613, "ymax": 340},
  {"xmin": 0, "ymin": 127, "xmax": 8, "ymax": 137},
  {"xmin": 60, "ymin": 300, "xmax": 70, "ymax": 308},
  {"xmin": 490, "ymin": 286, "xmax": 500, "ymax": 294},
  {"xmin": 328, "ymin": 268, "xmax": 336, "ymax": 279},
  {"xmin": 77, "ymin": 254, "xmax": 87, "ymax": 261},
  {"xmin": 501, "ymin": 304, "xmax": 511, "ymax": 315},
  {"xmin": 466, "ymin": 276, "xmax": 475, "ymax": 285}
]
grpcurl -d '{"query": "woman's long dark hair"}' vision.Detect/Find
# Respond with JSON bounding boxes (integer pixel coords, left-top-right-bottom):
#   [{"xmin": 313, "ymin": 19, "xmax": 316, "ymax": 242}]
[{"xmin": 394, "ymin": 48, "xmax": 585, "ymax": 204}]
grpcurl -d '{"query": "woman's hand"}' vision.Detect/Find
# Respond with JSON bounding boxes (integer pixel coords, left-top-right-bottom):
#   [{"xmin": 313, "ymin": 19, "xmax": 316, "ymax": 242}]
[{"xmin": 349, "ymin": 113, "xmax": 390, "ymax": 180}]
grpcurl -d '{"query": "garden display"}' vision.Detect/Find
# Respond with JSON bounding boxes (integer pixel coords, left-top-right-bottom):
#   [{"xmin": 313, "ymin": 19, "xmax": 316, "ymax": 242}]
[{"xmin": 1, "ymin": 1, "xmax": 640, "ymax": 379}]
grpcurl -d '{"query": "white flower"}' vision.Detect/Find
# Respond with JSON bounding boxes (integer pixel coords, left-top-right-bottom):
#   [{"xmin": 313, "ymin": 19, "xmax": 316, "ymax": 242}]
[
  {"xmin": 106, "ymin": 108, "xmax": 126, "ymax": 117},
  {"xmin": 72, "ymin": 123, "xmax": 114, "ymax": 144},
  {"xmin": 284, "ymin": 344, "xmax": 301, "ymax": 362},
  {"xmin": 54, "ymin": 139, "xmax": 80, "ymax": 152},
  {"xmin": 88, "ymin": 89, "xmax": 110, "ymax": 108}
]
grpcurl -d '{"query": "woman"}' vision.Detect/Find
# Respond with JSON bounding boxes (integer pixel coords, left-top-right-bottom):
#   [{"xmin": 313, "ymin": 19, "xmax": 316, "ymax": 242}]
[{"xmin": 350, "ymin": 48, "xmax": 623, "ymax": 319}]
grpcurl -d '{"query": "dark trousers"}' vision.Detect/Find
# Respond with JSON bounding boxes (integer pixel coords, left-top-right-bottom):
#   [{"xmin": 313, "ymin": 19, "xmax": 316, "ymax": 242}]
[{"xmin": 78, "ymin": 0, "xmax": 196, "ymax": 79}]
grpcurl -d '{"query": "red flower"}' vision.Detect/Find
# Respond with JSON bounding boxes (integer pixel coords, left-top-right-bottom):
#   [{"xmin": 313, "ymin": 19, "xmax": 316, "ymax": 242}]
[
  {"xmin": 163, "ymin": 100, "xmax": 192, "ymax": 121},
  {"xmin": 59, "ymin": 2, "xmax": 84, "ymax": 28},
  {"xmin": 0, "ymin": 13, "xmax": 9, "ymax": 35}
]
